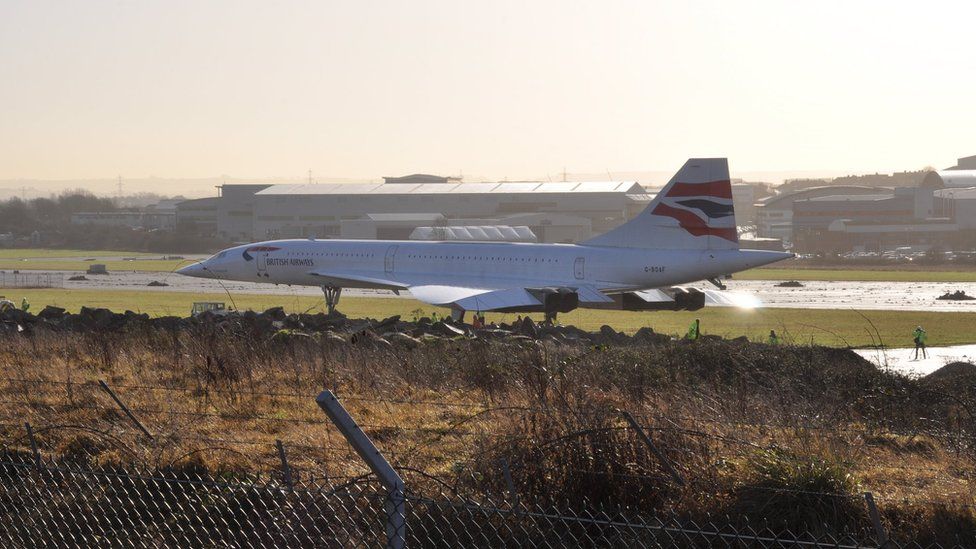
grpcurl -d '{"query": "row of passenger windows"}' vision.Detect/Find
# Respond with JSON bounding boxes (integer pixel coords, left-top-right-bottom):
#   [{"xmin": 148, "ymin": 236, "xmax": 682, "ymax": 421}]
[
  {"xmin": 406, "ymin": 254, "xmax": 557, "ymax": 263},
  {"xmin": 284, "ymin": 252, "xmax": 375, "ymax": 258},
  {"xmin": 277, "ymin": 250, "xmax": 559, "ymax": 263}
]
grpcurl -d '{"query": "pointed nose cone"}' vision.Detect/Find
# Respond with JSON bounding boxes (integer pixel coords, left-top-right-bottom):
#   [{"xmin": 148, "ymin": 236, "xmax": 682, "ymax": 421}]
[
  {"xmin": 738, "ymin": 250, "xmax": 795, "ymax": 269},
  {"xmin": 176, "ymin": 262, "xmax": 208, "ymax": 278}
]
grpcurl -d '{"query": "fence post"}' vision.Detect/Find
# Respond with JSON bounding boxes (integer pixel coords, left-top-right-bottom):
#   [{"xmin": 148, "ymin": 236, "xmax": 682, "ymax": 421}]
[
  {"xmin": 275, "ymin": 439, "xmax": 294, "ymax": 492},
  {"xmin": 498, "ymin": 457, "xmax": 518, "ymax": 505},
  {"xmin": 618, "ymin": 409, "xmax": 685, "ymax": 486},
  {"xmin": 24, "ymin": 422, "xmax": 41, "ymax": 468},
  {"xmin": 863, "ymin": 492, "xmax": 888, "ymax": 547},
  {"xmin": 98, "ymin": 379, "xmax": 154, "ymax": 440},
  {"xmin": 316, "ymin": 390, "xmax": 405, "ymax": 549}
]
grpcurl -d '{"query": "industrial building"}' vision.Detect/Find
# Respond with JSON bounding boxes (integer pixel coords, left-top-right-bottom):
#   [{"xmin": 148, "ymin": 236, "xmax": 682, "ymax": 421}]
[
  {"xmin": 70, "ymin": 211, "xmax": 176, "ymax": 231},
  {"xmin": 173, "ymin": 197, "xmax": 219, "ymax": 235},
  {"xmin": 935, "ymin": 187, "xmax": 976, "ymax": 229},
  {"xmin": 216, "ymin": 184, "xmax": 270, "ymax": 241},
  {"xmin": 177, "ymin": 176, "xmax": 649, "ymax": 244},
  {"xmin": 755, "ymin": 186, "xmax": 882, "ymax": 242},
  {"xmin": 756, "ymin": 154, "xmax": 976, "ymax": 253}
]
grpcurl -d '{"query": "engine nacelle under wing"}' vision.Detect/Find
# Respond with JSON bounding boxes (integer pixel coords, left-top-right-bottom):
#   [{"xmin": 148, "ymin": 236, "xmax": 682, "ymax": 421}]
[
  {"xmin": 528, "ymin": 287, "xmax": 579, "ymax": 314},
  {"xmin": 608, "ymin": 288, "xmax": 706, "ymax": 311}
]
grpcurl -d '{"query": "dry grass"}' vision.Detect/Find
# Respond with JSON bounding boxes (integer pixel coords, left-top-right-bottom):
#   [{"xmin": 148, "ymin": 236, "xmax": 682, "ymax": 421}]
[{"xmin": 0, "ymin": 326, "xmax": 973, "ymax": 543}]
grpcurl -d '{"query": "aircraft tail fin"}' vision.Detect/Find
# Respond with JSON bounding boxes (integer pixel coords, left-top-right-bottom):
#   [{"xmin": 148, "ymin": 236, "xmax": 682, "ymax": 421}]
[{"xmin": 582, "ymin": 158, "xmax": 738, "ymax": 250}]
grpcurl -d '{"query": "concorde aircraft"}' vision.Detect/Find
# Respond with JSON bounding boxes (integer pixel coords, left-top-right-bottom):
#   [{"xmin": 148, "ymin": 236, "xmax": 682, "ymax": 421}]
[{"xmin": 177, "ymin": 158, "xmax": 792, "ymax": 321}]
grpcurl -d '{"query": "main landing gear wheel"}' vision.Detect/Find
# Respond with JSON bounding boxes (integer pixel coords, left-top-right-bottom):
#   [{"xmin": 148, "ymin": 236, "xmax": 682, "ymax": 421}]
[{"xmin": 322, "ymin": 286, "xmax": 342, "ymax": 315}]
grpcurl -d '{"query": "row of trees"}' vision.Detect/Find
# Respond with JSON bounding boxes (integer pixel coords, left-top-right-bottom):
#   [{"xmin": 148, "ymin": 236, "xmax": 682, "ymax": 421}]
[
  {"xmin": 0, "ymin": 191, "xmax": 117, "ymax": 234},
  {"xmin": 0, "ymin": 191, "xmax": 227, "ymax": 253}
]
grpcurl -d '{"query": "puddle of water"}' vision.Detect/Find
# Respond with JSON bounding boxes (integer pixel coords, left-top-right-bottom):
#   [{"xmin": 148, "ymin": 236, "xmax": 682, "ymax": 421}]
[{"xmin": 855, "ymin": 344, "xmax": 976, "ymax": 377}]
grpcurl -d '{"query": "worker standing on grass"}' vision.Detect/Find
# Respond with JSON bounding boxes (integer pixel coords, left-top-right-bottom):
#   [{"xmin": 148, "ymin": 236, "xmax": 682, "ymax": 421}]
[
  {"xmin": 913, "ymin": 326, "xmax": 928, "ymax": 360},
  {"xmin": 685, "ymin": 318, "xmax": 700, "ymax": 341},
  {"xmin": 20, "ymin": 297, "xmax": 29, "ymax": 312},
  {"xmin": 767, "ymin": 330, "xmax": 780, "ymax": 345}
]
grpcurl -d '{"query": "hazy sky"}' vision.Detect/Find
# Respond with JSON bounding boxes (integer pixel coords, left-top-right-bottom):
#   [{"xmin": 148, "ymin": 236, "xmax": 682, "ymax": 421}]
[{"xmin": 1, "ymin": 1, "xmax": 974, "ymax": 181}]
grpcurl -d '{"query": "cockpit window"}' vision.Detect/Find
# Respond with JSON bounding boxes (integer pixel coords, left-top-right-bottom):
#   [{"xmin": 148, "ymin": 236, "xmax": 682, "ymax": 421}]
[{"xmin": 208, "ymin": 251, "xmax": 229, "ymax": 261}]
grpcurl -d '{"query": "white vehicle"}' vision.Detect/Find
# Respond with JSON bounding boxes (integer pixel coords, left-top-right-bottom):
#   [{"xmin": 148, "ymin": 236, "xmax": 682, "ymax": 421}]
[{"xmin": 178, "ymin": 159, "xmax": 792, "ymax": 321}]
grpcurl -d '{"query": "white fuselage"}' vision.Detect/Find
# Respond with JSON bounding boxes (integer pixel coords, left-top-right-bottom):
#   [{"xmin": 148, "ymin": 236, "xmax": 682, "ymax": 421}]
[{"xmin": 181, "ymin": 238, "xmax": 790, "ymax": 296}]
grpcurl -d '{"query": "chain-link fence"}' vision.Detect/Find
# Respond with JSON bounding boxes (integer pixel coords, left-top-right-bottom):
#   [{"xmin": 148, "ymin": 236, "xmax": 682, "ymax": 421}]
[
  {"xmin": 0, "ymin": 375, "xmax": 971, "ymax": 547},
  {"xmin": 0, "ymin": 453, "xmax": 966, "ymax": 548},
  {"xmin": 0, "ymin": 272, "xmax": 63, "ymax": 289}
]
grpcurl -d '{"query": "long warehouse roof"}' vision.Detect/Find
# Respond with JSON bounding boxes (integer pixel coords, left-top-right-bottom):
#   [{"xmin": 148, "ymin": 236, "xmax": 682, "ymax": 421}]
[{"xmin": 256, "ymin": 181, "xmax": 644, "ymax": 196}]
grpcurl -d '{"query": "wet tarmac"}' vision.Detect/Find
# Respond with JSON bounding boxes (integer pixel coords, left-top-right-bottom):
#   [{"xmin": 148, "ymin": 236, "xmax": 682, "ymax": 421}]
[
  {"xmin": 855, "ymin": 344, "xmax": 976, "ymax": 377},
  {"xmin": 12, "ymin": 270, "xmax": 975, "ymax": 312}
]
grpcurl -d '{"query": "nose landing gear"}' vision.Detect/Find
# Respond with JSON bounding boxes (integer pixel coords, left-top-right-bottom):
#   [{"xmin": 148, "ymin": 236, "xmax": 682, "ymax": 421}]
[{"xmin": 322, "ymin": 286, "xmax": 342, "ymax": 315}]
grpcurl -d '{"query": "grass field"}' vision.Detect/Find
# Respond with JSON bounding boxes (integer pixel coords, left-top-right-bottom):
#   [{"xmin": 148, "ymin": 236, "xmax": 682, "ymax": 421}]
[
  {"xmin": 0, "ymin": 259, "xmax": 189, "ymax": 272},
  {"xmin": 0, "ymin": 249, "xmax": 166, "ymax": 259},
  {"xmin": 0, "ymin": 249, "xmax": 195, "ymax": 273},
  {"xmin": 8, "ymin": 288, "xmax": 973, "ymax": 347}
]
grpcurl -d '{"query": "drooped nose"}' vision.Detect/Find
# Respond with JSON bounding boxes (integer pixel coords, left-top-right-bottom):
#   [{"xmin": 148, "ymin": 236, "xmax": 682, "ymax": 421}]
[{"xmin": 176, "ymin": 262, "xmax": 209, "ymax": 278}]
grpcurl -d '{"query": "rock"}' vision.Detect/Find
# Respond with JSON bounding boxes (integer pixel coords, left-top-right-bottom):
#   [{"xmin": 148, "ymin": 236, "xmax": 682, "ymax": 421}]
[
  {"xmin": 68, "ymin": 275, "xmax": 88, "ymax": 281},
  {"xmin": 430, "ymin": 321, "xmax": 466, "ymax": 338},
  {"xmin": 0, "ymin": 321, "xmax": 23, "ymax": 334},
  {"xmin": 150, "ymin": 316, "xmax": 185, "ymax": 331},
  {"xmin": 261, "ymin": 307, "xmax": 287, "ymax": 321},
  {"xmin": 283, "ymin": 314, "xmax": 305, "ymax": 330},
  {"xmin": 517, "ymin": 318, "xmax": 539, "ymax": 339},
  {"xmin": 372, "ymin": 315, "xmax": 401, "ymax": 333},
  {"xmin": 775, "ymin": 280, "xmax": 804, "ymax": 288},
  {"xmin": 271, "ymin": 329, "xmax": 315, "ymax": 343},
  {"xmin": 386, "ymin": 332, "xmax": 421, "ymax": 349},
  {"xmin": 632, "ymin": 327, "xmax": 669, "ymax": 345},
  {"xmin": 475, "ymin": 328, "xmax": 513, "ymax": 340},
  {"xmin": 322, "ymin": 332, "xmax": 348, "ymax": 346},
  {"xmin": 349, "ymin": 329, "xmax": 376, "ymax": 345},
  {"xmin": 38, "ymin": 306, "xmax": 66, "ymax": 321},
  {"xmin": 122, "ymin": 310, "xmax": 150, "ymax": 324},
  {"xmin": 0, "ymin": 308, "xmax": 34, "ymax": 324},
  {"xmin": 598, "ymin": 325, "xmax": 628, "ymax": 344},
  {"xmin": 297, "ymin": 313, "xmax": 334, "ymax": 331},
  {"xmin": 937, "ymin": 290, "xmax": 975, "ymax": 301},
  {"xmin": 923, "ymin": 361, "xmax": 976, "ymax": 384},
  {"xmin": 147, "ymin": 280, "xmax": 169, "ymax": 287}
]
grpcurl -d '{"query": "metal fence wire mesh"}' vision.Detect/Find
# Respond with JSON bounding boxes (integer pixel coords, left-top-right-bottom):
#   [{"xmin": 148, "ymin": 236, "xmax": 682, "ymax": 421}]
[
  {"xmin": 0, "ymin": 455, "xmax": 389, "ymax": 548},
  {"xmin": 0, "ymin": 454, "xmax": 963, "ymax": 548},
  {"xmin": 0, "ymin": 272, "xmax": 63, "ymax": 289}
]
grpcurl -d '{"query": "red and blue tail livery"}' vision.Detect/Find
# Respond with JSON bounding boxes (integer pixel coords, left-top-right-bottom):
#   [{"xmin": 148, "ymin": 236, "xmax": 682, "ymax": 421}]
[
  {"xmin": 651, "ymin": 175, "xmax": 737, "ymax": 243},
  {"xmin": 583, "ymin": 158, "xmax": 738, "ymax": 250}
]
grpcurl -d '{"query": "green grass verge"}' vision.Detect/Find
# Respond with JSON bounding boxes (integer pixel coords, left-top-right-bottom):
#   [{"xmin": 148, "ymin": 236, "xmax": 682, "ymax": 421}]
[
  {"xmin": 7, "ymin": 288, "xmax": 972, "ymax": 348},
  {"xmin": 737, "ymin": 268, "xmax": 976, "ymax": 282},
  {"xmin": 0, "ymin": 249, "xmax": 196, "ymax": 273},
  {"xmin": 0, "ymin": 249, "xmax": 167, "ymax": 259},
  {"xmin": 0, "ymin": 259, "xmax": 189, "ymax": 272}
]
